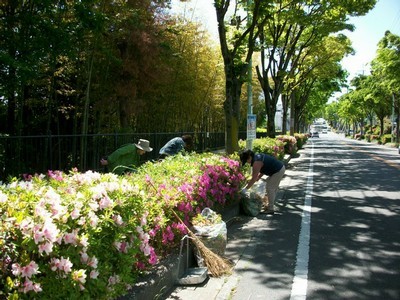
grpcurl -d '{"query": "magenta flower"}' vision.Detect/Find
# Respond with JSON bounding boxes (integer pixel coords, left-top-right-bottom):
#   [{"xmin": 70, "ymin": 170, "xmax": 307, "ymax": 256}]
[
  {"xmin": 162, "ymin": 226, "xmax": 175, "ymax": 244},
  {"xmin": 149, "ymin": 248, "xmax": 158, "ymax": 265}
]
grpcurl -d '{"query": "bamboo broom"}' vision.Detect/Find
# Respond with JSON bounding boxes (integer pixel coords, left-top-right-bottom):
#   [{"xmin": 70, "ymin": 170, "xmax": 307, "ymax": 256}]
[
  {"xmin": 146, "ymin": 180, "xmax": 233, "ymax": 277},
  {"xmin": 170, "ymin": 210, "xmax": 234, "ymax": 277}
]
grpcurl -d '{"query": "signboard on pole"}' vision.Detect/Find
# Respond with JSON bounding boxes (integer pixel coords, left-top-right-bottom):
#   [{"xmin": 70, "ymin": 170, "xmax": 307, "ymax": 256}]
[{"xmin": 247, "ymin": 114, "xmax": 256, "ymax": 140}]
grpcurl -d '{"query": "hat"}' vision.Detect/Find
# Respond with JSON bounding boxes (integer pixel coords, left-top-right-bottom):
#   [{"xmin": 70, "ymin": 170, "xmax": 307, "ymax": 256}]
[{"xmin": 135, "ymin": 139, "xmax": 153, "ymax": 152}]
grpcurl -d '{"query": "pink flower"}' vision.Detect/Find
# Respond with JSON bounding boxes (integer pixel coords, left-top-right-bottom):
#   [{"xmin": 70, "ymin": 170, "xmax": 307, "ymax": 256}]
[
  {"xmin": 21, "ymin": 261, "xmax": 40, "ymax": 278},
  {"xmin": 39, "ymin": 242, "xmax": 53, "ymax": 255},
  {"xmin": 60, "ymin": 257, "xmax": 73, "ymax": 273},
  {"xmin": 33, "ymin": 229, "xmax": 44, "ymax": 244},
  {"xmin": 19, "ymin": 218, "xmax": 33, "ymax": 235},
  {"xmin": 22, "ymin": 278, "xmax": 42, "ymax": 293},
  {"xmin": 149, "ymin": 248, "xmax": 158, "ymax": 265},
  {"xmin": 140, "ymin": 243, "xmax": 152, "ymax": 256},
  {"xmin": 22, "ymin": 173, "xmax": 33, "ymax": 181},
  {"xmin": 11, "ymin": 263, "xmax": 21, "ymax": 276},
  {"xmin": 47, "ymin": 170, "xmax": 64, "ymax": 181},
  {"xmin": 114, "ymin": 241, "xmax": 129, "ymax": 253},
  {"xmin": 71, "ymin": 208, "xmax": 81, "ymax": 219},
  {"xmin": 42, "ymin": 220, "xmax": 59, "ymax": 242},
  {"xmin": 136, "ymin": 261, "xmax": 146, "ymax": 270},
  {"xmin": 99, "ymin": 196, "xmax": 113, "ymax": 209},
  {"xmin": 88, "ymin": 212, "xmax": 99, "ymax": 227},
  {"xmin": 148, "ymin": 228, "xmax": 158, "ymax": 237},
  {"xmin": 79, "ymin": 235, "xmax": 89, "ymax": 247},
  {"xmin": 51, "ymin": 257, "xmax": 73, "ymax": 273},
  {"xmin": 172, "ymin": 222, "xmax": 187, "ymax": 235},
  {"xmin": 63, "ymin": 230, "xmax": 78, "ymax": 245},
  {"xmin": 90, "ymin": 270, "xmax": 99, "ymax": 279},
  {"xmin": 145, "ymin": 174, "xmax": 152, "ymax": 183},
  {"xmin": 87, "ymin": 256, "xmax": 98, "ymax": 269},
  {"xmin": 112, "ymin": 214, "xmax": 124, "ymax": 226},
  {"xmin": 140, "ymin": 212, "xmax": 148, "ymax": 226},
  {"xmin": 80, "ymin": 252, "xmax": 89, "ymax": 264},
  {"xmin": 108, "ymin": 275, "xmax": 120, "ymax": 286},
  {"xmin": 162, "ymin": 226, "xmax": 174, "ymax": 244}
]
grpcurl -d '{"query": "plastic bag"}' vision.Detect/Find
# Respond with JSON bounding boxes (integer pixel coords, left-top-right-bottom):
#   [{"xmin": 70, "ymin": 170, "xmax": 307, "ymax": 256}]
[
  {"xmin": 240, "ymin": 181, "xmax": 264, "ymax": 217},
  {"xmin": 192, "ymin": 208, "xmax": 227, "ymax": 267}
]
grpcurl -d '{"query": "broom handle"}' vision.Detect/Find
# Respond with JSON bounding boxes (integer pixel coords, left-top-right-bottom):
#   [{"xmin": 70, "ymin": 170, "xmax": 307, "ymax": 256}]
[
  {"xmin": 170, "ymin": 210, "xmax": 192, "ymax": 233},
  {"xmin": 146, "ymin": 180, "xmax": 194, "ymax": 235}
]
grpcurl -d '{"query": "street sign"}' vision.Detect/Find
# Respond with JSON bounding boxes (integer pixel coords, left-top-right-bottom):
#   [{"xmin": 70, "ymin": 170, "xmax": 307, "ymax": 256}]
[{"xmin": 247, "ymin": 114, "xmax": 256, "ymax": 140}]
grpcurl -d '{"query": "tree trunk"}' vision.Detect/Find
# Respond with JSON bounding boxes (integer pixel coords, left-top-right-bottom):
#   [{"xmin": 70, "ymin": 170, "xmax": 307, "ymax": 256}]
[
  {"xmin": 223, "ymin": 67, "xmax": 242, "ymax": 154},
  {"xmin": 282, "ymin": 94, "xmax": 288, "ymax": 134}
]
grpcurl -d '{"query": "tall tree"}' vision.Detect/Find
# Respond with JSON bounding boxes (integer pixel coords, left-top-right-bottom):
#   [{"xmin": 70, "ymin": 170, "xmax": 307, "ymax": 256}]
[
  {"xmin": 213, "ymin": 0, "xmax": 271, "ymax": 154},
  {"xmin": 256, "ymin": 0, "xmax": 376, "ymax": 137},
  {"xmin": 289, "ymin": 34, "xmax": 350, "ymax": 133},
  {"xmin": 371, "ymin": 31, "xmax": 400, "ymax": 142}
]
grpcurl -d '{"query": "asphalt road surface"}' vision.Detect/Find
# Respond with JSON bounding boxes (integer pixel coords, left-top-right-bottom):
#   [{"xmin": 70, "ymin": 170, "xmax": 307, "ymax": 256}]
[
  {"xmin": 164, "ymin": 133, "xmax": 400, "ymax": 300},
  {"xmin": 232, "ymin": 132, "xmax": 400, "ymax": 300}
]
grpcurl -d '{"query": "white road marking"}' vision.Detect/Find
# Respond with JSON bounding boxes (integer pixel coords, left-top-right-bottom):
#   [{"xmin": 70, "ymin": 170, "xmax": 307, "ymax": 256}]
[{"xmin": 290, "ymin": 142, "xmax": 314, "ymax": 300}]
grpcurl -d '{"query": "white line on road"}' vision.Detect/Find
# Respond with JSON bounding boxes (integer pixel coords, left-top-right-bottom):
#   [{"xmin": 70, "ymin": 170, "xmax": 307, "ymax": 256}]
[{"xmin": 290, "ymin": 142, "xmax": 314, "ymax": 300}]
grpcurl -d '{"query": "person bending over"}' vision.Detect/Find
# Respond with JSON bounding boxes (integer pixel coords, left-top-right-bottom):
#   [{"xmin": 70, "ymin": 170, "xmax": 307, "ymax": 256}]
[
  {"xmin": 158, "ymin": 135, "xmax": 193, "ymax": 159},
  {"xmin": 239, "ymin": 149, "xmax": 285, "ymax": 215},
  {"xmin": 100, "ymin": 139, "xmax": 153, "ymax": 174}
]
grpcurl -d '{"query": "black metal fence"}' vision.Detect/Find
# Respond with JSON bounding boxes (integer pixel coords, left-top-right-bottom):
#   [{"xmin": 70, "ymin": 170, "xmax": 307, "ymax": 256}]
[{"xmin": 0, "ymin": 131, "xmax": 255, "ymax": 181}]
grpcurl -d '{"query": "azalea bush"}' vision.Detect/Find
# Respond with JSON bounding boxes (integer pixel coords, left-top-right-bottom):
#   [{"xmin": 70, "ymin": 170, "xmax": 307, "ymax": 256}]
[
  {"xmin": 0, "ymin": 153, "xmax": 245, "ymax": 299},
  {"xmin": 239, "ymin": 137, "xmax": 285, "ymax": 160},
  {"xmin": 276, "ymin": 135, "xmax": 297, "ymax": 155},
  {"xmin": 294, "ymin": 133, "xmax": 308, "ymax": 150}
]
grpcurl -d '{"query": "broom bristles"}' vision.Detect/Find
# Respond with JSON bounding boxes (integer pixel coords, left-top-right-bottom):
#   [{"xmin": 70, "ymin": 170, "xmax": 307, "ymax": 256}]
[
  {"xmin": 188, "ymin": 231, "xmax": 233, "ymax": 277},
  {"xmin": 170, "ymin": 209, "xmax": 233, "ymax": 277}
]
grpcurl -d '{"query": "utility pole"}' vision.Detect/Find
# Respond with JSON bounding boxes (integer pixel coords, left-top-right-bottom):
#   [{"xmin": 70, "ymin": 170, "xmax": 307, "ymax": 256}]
[
  {"xmin": 246, "ymin": 0, "xmax": 254, "ymax": 150},
  {"xmin": 391, "ymin": 93, "xmax": 395, "ymax": 144}
]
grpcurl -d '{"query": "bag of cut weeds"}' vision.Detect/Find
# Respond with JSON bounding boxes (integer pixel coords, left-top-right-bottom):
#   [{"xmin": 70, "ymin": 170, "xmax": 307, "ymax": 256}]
[
  {"xmin": 192, "ymin": 208, "xmax": 227, "ymax": 267},
  {"xmin": 240, "ymin": 181, "xmax": 264, "ymax": 217}
]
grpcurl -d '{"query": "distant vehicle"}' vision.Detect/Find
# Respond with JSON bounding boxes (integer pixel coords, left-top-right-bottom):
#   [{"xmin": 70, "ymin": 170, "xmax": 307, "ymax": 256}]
[
  {"xmin": 311, "ymin": 131, "xmax": 319, "ymax": 138},
  {"xmin": 322, "ymin": 129, "xmax": 327, "ymax": 134}
]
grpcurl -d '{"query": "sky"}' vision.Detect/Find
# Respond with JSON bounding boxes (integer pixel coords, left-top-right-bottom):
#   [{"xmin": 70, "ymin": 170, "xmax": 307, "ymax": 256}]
[{"xmin": 171, "ymin": 0, "xmax": 400, "ymax": 84}]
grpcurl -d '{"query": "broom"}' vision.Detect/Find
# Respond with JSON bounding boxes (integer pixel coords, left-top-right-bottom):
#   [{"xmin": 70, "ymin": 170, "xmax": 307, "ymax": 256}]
[
  {"xmin": 146, "ymin": 180, "xmax": 233, "ymax": 277},
  {"xmin": 170, "ymin": 209, "xmax": 234, "ymax": 277}
]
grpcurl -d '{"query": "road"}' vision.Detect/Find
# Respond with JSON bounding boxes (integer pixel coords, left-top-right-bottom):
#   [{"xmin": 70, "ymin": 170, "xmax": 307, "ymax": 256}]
[{"xmin": 164, "ymin": 133, "xmax": 400, "ymax": 300}]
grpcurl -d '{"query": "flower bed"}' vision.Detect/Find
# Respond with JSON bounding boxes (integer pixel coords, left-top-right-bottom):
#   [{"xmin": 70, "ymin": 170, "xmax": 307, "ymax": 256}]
[
  {"xmin": 0, "ymin": 153, "xmax": 245, "ymax": 299},
  {"xmin": 276, "ymin": 135, "xmax": 297, "ymax": 156},
  {"xmin": 239, "ymin": 137, "xmax": 285, "ymax": 160},
  {"xmin": 294, "ymin": 133, "xmax": 308, "ymax": 150}
]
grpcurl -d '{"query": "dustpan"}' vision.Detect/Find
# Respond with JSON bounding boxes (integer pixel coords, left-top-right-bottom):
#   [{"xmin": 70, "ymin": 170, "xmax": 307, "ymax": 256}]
[{"xmin": 176, "ymin": 235, "xmax": 208, "ymax": 285}]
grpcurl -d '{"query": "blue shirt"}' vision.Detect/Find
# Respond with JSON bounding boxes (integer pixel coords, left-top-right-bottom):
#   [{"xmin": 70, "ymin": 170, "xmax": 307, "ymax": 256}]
[
  {"xmin": 253, "ymin": 153, "xmax": 283, "ymax": 176},
  {"xmin": 159, "ymin": 137, "xmax": 185, "ymax": 156}
]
